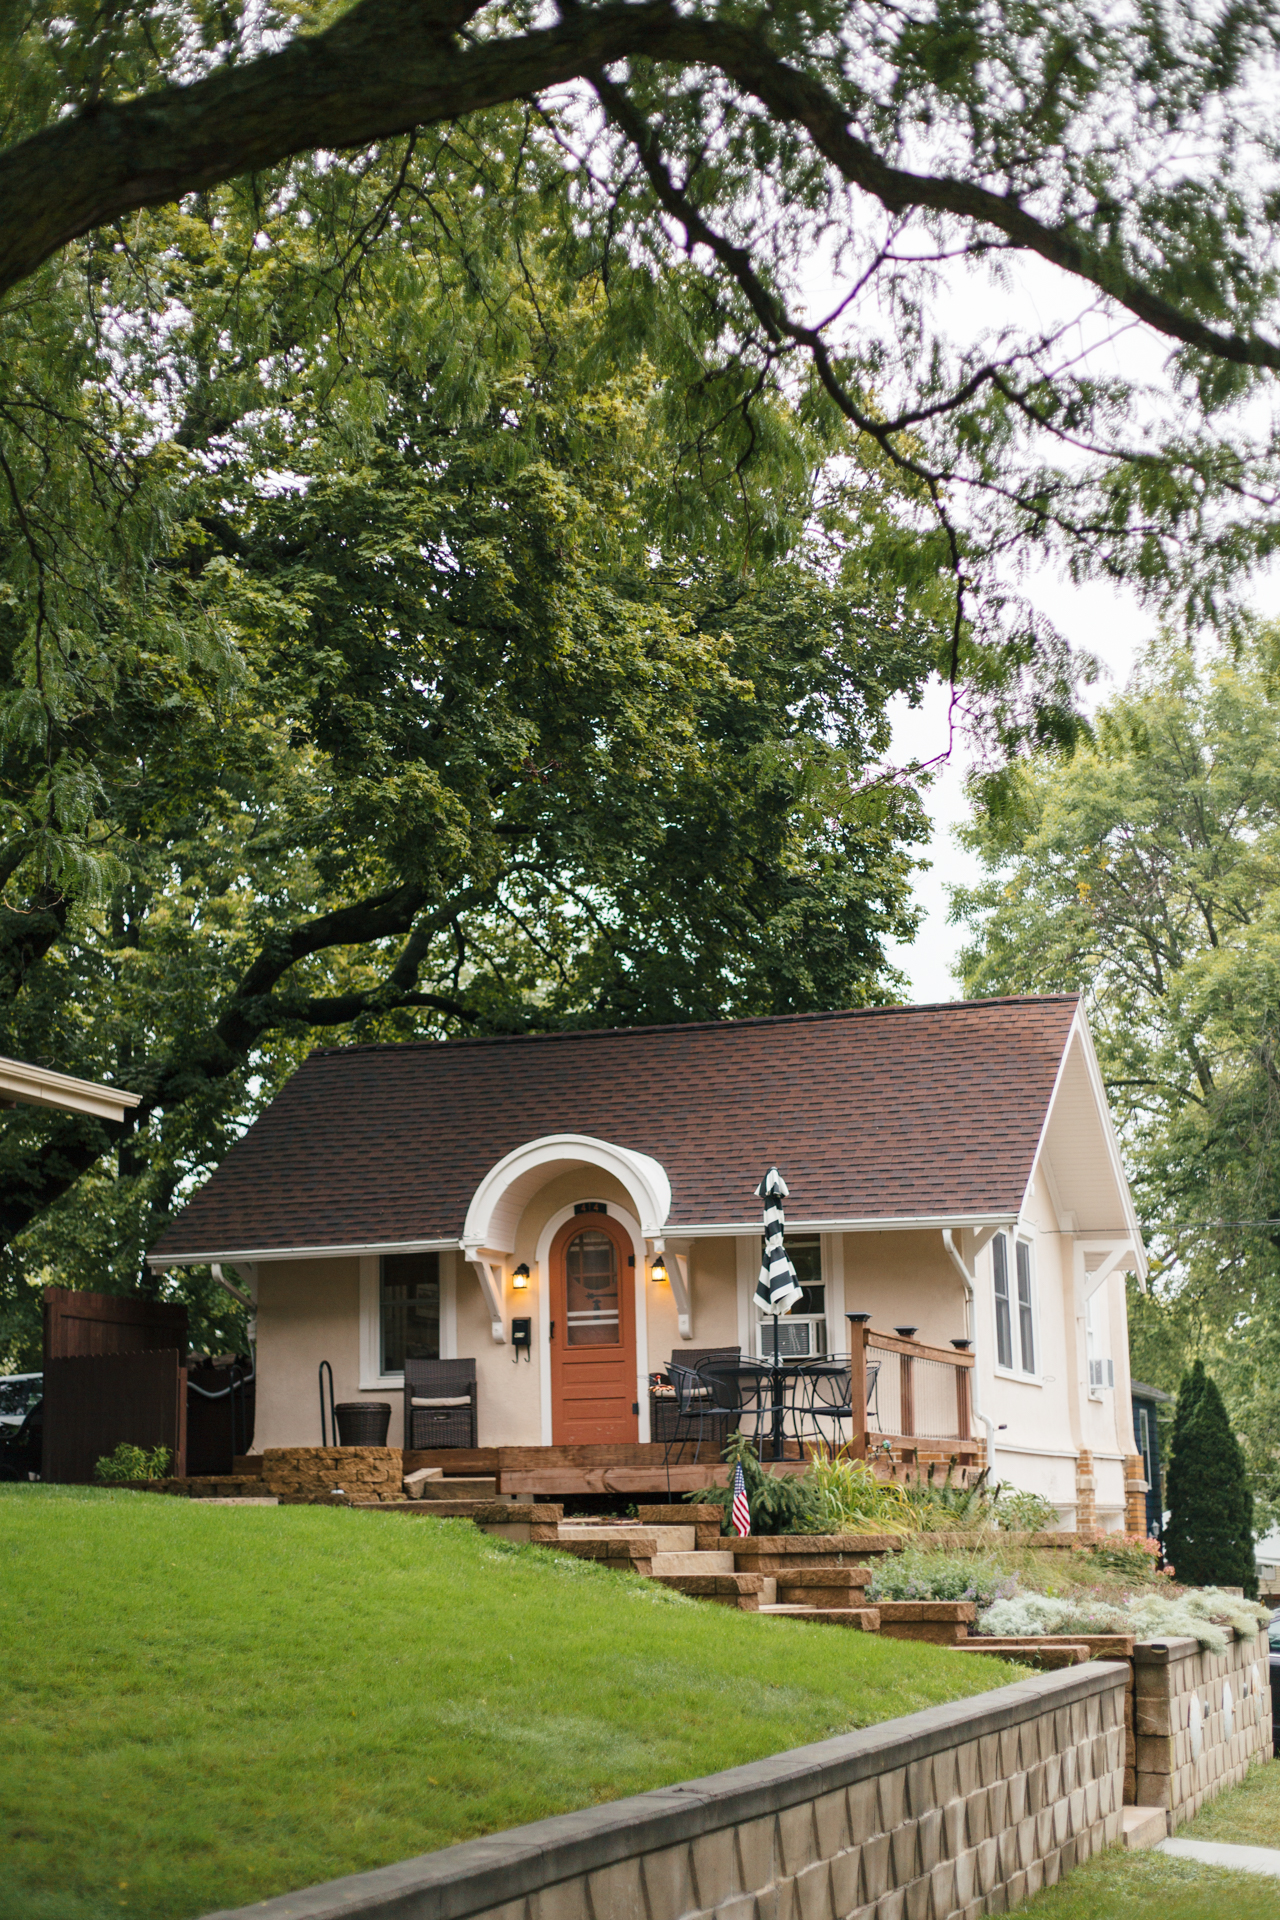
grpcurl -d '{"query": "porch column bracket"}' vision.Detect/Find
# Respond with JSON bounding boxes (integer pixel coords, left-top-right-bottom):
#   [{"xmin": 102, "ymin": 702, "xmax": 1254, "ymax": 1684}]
[{"xmin": 464, "ymin": 1250, "xmax": 507, "ymax": 1344}]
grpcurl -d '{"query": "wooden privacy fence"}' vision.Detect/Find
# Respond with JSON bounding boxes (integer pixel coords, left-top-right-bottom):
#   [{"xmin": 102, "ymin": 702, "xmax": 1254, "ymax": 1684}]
[
  {"xmin": 851, "ymin": 1323, "xmax": 975, "ymax": 1460},
  {"xmin": 42, "ymin": 1287, "xmax": 188, "ymax": 1482},
  {"xmin": 43, "ymin": 1348, "xmax": 187, "ymax": 1483}
]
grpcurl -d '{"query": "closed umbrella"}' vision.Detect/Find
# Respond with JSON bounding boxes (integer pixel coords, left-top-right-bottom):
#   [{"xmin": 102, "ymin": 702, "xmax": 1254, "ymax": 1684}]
[{"xmin": 754, "ymin": 1166, "xmax": 803, "ymax": 1363}]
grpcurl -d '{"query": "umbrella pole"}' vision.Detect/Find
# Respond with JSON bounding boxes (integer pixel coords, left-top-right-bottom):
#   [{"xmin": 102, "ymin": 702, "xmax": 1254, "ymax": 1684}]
[{"xmin": 772, "ymin": 1312, "xmax": 782, "ymax": 1460}]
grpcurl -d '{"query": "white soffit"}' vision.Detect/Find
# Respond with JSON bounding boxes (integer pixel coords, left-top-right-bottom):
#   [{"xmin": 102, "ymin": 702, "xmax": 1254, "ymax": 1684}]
[
  {"xmin": 0, "ymin": 1055, "xmax": 142, "ymax": 1124},
  {"xmin": 463, "ymin": 1132, "xmax": 672, "ymax": 1252},
  {"xmin": 1032, "ymin": 1018, "xmax": 1146, "ymax": 1270}
]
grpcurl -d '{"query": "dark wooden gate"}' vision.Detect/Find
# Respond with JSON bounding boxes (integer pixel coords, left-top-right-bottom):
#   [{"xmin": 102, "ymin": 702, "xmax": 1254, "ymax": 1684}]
[{"xmin": 42, "ymin": 1288, "xmax": 188, "ymax": 1482}]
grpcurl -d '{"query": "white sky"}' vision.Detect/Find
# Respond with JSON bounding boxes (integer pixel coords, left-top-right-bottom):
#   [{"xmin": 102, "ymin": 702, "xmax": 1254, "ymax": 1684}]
[{"xmin": 882, "ymin": 572, "xmax": 1154, "ymax": 1002}]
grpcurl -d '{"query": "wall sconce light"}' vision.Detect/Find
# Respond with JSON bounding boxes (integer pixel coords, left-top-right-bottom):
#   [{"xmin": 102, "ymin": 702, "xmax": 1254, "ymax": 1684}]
[
  {"xmin": 512, "ymin": 1263, "xmax": 530, "ymax": 1291},
  {"xmin": 650, "ymin": 1252, "xmax": 669, "ymax": 1284}
]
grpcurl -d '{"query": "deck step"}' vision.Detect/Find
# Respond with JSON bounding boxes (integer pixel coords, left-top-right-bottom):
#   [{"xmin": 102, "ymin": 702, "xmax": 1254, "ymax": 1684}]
[
  {"xmin": 419, "ymin": 1476, "xmax": 505, "ymax": 1500},
  {"xmin": 650, "ymin": 1550, "xmax": 735, "ymax": 1575}
]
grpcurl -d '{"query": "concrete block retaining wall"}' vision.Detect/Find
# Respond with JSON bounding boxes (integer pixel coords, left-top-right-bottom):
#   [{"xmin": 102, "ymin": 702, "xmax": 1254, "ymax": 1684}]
[
  {"xmin": 205, "ymin": 1663, "xmax": 1129, "ymax": 1920},
  {"xmin": 1133, "ymin": 1630, "xmax": 1270, "ymax": 1821}
]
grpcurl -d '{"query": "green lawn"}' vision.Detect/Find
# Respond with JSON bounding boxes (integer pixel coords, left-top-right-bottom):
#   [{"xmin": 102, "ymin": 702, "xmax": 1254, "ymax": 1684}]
[
  {"xmin": 1024, "ymin": 1750, "xmax": 1280, "ymax": 1918},
  {"xmin": 0, "ymin": 1487, "xmax": 1019, "ymax": 1920}
]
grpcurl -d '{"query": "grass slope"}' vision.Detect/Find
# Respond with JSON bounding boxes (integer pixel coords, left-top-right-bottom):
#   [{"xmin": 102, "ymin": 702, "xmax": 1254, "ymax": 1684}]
[
  {"xmin": 0, "ymin": 1488, "xmax": 1018, "ymax": 1920},
  {"xmin": 1023, "ymin": 1754, "xmax": 1280, "ymax": 1918}
]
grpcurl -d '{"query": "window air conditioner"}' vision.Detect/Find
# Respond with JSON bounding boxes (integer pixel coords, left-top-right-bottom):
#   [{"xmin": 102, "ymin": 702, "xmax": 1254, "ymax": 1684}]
[{"xmin": 1088, "ymin": 1359, "xmax": 1115, "ymax": 1390}]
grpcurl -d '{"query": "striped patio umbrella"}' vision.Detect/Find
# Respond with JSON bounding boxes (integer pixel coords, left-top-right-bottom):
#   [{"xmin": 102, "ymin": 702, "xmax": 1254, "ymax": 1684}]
[{"xmin": 753, "ymin": 1165, "xmax": 803, "ymax": 1337}]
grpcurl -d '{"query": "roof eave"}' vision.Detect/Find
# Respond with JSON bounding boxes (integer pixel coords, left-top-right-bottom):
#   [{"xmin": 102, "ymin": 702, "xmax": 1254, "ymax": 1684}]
[{"xmin": 148, "ymin": 1209, "xmax": 1023, "ymax": 1267}]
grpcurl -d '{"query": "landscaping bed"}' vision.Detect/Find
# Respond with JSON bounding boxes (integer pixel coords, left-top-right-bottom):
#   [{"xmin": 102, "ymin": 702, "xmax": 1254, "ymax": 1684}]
[{"xmin": 0, "ymin": 1484, "xmax": 1020, "ymax": 1920}]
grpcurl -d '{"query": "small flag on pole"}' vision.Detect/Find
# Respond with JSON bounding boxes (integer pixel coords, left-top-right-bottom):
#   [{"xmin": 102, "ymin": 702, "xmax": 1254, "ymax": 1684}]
[{"xmin": 731, "ymin": 1461, "xmax": 751, "ymax": 1537}]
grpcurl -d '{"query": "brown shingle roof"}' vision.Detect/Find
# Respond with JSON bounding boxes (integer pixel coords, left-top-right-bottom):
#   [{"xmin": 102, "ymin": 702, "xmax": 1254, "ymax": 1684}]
[{"xmin": 149, "ymin": 997, "xmax": 1080, "ymax": 1259}]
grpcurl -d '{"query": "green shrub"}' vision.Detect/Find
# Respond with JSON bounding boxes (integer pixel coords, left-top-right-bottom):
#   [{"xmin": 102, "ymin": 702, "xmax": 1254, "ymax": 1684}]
[
  {"xmin": 94, "ymin": 1443, "xmax": 172, "ymax": 1483},
  {"xmin": 688, "ymin": 1437, "xmax": 914, "ymax": 1536},
  {"xmin": 803, "ymin": 1445, "xmax": 914, "ymax": 1536},
  {"xmin": 687, "ymin": 1434, "xmax": 818, "ymax": 1534},
  {"xmin": 995, "ymin": 1487, "xmax": 1061, "ymax": 1533},
  {"xmin": 1165, "ymin": 1359, "xmax": 1257, "ymax": 1597},
  {"xmin": 901, "ymin": 1463, "xmax": 997, "ymax": 1533},
  {"xmin": 867, "ymin": 1546, "xmax": 1018, "ymax": 1608},
  {"xmin": 1082, "ymin": 1533, "xmax": 1162, "ymax": 1578}
]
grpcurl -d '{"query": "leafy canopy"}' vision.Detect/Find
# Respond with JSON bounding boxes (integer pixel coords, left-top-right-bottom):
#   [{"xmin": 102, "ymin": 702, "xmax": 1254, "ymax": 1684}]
[
  {"xmin": 0, "ymin": 187, "xmax": 956, "ymax": 1360},
  {"xmin": 953, "ymin": 626, "xmax": 1280, "ymax": 1513}
]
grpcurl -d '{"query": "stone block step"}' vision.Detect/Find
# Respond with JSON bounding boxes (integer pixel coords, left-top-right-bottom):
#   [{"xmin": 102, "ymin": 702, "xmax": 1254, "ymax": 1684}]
[
  {"xmin": 958, "ymin": 1640, "xmax": 1092, "ymax": 1671},
  {"xmin": 558, "ymin": 1525, "xmax": 696, "ymax": 1553},
  {"xmin": 774, "ymin": 1567, "xmax": 872, "ymax": 1594},
  {"xmin": 1122, "ymin": 1806, "xmax": 1168, "ymax": 1851},
  {"xmin": 650, "ymin": 1551, "xmax": 736, "ymax": 1575},
  {"xmin": 759, "ymin": 1606, "xmax": 881, "ymax": 1630},
  {"xmin": 636, "ymin": 1505, "xmax": 724, "ymax": 1539},
  {"xmin": 651, "ymin": 1572, "xmax": 764, "ymax": 1611},
  {"xmin": 732, "ymin": 1534, "xmax": 898, "ymax": 1572},
  {"xmin": 876, "ymin": 1599, "xmax": 973, "ymax": 1646}
]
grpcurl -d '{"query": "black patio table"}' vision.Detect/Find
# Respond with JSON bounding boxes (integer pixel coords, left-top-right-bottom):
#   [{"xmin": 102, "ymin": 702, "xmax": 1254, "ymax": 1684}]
[{"xmin": 704, "ymin": 1355, "xmax": 836, "ymax": 1462}]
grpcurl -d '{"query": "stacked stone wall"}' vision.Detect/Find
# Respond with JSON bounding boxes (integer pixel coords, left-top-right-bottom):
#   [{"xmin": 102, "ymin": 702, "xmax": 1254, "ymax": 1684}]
[
  {"xmin": 1132, "ymin": 1630, "xmax": 1270, "ymax": 1821},
  {"xmin": 205, "ymin": 1662, "xmax": 1128, "ymax": 1920},
  {"xmin": 260, "ymin": 1446, "xmax": 403, "ymax": 1503}
]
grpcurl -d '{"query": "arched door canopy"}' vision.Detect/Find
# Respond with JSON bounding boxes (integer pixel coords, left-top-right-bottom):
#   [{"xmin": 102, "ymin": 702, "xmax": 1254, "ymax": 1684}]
[{"xmin": 463, "ymin": 1133, "xmax": 671, "ymax": 1255}]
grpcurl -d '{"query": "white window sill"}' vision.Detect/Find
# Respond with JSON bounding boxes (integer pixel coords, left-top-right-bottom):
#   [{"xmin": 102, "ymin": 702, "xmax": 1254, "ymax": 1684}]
[
  {"xmin": 359, "ymin": 1375, "xmax": 405, "ymax": 1392},
  {"xmin": 992, "ymin": 1366, "xmax": 1044, "ymax": 1387}
]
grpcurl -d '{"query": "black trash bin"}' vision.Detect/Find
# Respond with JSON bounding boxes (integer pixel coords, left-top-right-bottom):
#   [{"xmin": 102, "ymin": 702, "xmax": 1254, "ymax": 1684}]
[{"xmin": 334, "ymin": 1402, "xmax": 391, "ymax": 1447}]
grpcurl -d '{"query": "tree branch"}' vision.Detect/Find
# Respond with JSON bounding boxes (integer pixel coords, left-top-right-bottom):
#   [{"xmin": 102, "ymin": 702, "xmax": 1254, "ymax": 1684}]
[{"xmin": 1, "ymin": 0, "xmax": 1279, "ymax": 381}]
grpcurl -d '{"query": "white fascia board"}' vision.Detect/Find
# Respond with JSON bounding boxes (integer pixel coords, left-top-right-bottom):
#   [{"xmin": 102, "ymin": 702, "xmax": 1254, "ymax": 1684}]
[
  {"xmin": 1024, "ymin": 1009, "xmax": 1148, "ymax": 1282},
  {"xmin": 148, "ymin": 1238, "xmax": 457, "ymax": 1270},
  {"xmin": 148, "ymin": 1212, "xmax": 1020, "ymax": 1268},
  {"xmin": 0, "ymin": 1055, "xmax": 142, "ymax": 1123},
  {"xmin": 658, "ymin": 1212, "xmax": 1018, "ymax": 1239}
]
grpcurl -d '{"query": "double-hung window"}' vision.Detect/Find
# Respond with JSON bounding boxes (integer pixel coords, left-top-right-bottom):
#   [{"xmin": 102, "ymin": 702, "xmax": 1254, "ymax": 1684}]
[
  {"xmin": 992, "ymin": 1233, "xmax": 1036, "ymax": 1375},
  {"xmin": 380, "ymin": 1252, "xmax": 440, "ymax": 1375},
  {"xmin": 754, "ymin": 1237, "xmax": 827, "ymax": 1357}
]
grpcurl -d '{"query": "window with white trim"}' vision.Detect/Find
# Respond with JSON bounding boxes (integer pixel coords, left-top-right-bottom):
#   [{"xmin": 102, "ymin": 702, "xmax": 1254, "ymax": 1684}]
[
  {"xmin": 380, "ymin": 1252, "xmax": 440, "ymax": 1375},
  {"xmin": 754, "ymin": 1237, "xmax": 827, "ymax": 1357},
  {"xmin": 992, "ymin": 1232, "xmax": 1036, "ymax": 1375}
]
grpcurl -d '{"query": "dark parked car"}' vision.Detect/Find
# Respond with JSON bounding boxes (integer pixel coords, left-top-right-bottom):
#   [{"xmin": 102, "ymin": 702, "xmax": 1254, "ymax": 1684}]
[
  {"xmin": 1270, "ymin": 1610, "xmax": 1280, "ymax": 1756},
  {"xmin": 0, "ymin": 1377, "xmax": 42, "ymax": 1480}
]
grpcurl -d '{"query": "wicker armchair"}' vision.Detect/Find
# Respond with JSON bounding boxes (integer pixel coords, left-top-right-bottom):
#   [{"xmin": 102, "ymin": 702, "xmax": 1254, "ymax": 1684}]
[{"xmin": 404, "ymin": 1357, "xmax": 477, "ymax": 1449}]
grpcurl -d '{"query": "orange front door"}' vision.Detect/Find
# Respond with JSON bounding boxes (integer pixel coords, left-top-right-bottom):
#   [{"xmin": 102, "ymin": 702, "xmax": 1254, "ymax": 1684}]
[{"xmin": 549, "ymin": 1212, "xmax": 638, "ymax": 1444}]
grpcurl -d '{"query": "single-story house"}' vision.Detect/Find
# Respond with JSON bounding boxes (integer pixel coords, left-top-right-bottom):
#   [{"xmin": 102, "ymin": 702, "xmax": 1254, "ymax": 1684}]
[{"xmin": 148, "ymin": 994, "xmax": 1147, "ymax": 1526}]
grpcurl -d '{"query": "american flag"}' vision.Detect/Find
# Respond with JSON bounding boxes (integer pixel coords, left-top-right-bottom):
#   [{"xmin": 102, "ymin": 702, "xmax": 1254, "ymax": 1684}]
[{"xmin": 731, "ymin": 1462, "xmax": 751, "ymax": 1537}]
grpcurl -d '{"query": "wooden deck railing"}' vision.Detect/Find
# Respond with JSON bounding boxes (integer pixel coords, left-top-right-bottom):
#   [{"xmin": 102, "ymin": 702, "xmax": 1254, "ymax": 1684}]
[{"xmin": 851, "ymin": 1323, "xmax": 975, "ymax": 1459}]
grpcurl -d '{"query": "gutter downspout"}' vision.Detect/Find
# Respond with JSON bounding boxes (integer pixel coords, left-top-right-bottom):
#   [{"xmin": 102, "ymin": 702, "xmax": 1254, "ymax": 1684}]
[{"xmin": 942, "ymin": 1229, "xmax": 998, "ymax": 1471}]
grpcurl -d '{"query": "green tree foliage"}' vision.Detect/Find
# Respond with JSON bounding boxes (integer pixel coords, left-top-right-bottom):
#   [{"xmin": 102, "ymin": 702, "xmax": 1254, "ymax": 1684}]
[
  {"xmin": 0, "ymin": 170, "xmax": 959, "ymax": 1364},
  {"xmin": 953, "ymin": 628, "xmax": 1280, "ymax": 1512},
  {"xmin": 1164, "ymin": 1360, "xmax": 1256, "ymax": 1596}
]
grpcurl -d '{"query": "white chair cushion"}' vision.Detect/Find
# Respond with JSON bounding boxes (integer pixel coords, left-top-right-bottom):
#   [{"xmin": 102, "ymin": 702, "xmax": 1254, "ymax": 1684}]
[{"xmin": 411, "ymin": 1396, "xmax": 471, "ymax": 1408}]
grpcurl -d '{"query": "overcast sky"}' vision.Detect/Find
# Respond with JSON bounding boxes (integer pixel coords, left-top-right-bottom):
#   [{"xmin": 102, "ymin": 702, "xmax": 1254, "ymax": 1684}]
[{"xmin": 882, "ymin": 573, "xmax": 1154, "ymax": 1003}]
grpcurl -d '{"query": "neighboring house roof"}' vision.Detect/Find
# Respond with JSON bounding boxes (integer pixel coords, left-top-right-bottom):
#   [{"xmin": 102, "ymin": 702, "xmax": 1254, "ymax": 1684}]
[
  {"xmin": 0, "ymin": 1055, "xmax": 141, "ymax": 1124},
  {"xmin": 1131, "ymin": 1381, "xmax": 1174, "ymax": 1403},
  {"xmin": 149, "ymin": 995, "xmax": 1117, "ymax": 1264}
]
